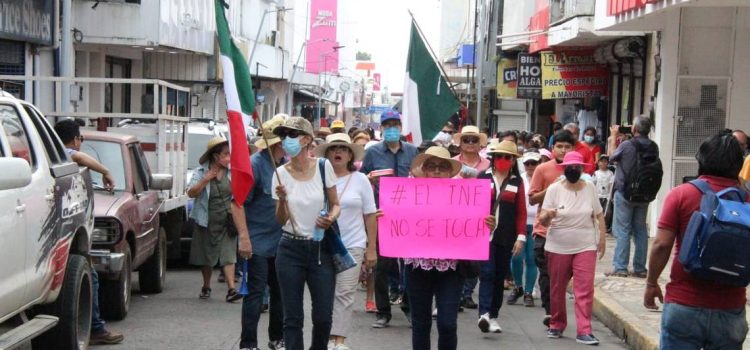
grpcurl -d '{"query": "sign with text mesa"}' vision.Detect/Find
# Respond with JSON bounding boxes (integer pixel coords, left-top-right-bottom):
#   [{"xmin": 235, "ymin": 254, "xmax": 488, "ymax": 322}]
[{"xmin": 378, "ymin": 177, "xmax": 492, "ymax": 260}]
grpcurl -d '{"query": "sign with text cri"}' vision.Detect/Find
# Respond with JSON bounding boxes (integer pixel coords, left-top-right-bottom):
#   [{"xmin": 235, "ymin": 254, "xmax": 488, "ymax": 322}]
[{"xmin": 378, "ymin": 177, "xmax": 492, "ymax": 260}]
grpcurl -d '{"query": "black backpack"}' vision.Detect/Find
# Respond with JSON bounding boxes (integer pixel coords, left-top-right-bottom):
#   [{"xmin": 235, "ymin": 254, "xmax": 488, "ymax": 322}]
[{"xmin": 623, "ymin": 139, "xmax": 663, "ymax": 203}]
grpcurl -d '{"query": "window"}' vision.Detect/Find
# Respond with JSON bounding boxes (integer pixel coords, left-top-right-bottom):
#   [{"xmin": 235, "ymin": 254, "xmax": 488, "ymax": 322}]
[
  {"xmin": 0, "ymin": 104, "xmax": 36, "ymax": 169},
  {"xmin": 130, "ymin": 144, "xmax": 150, "ymax": 192},
  {"xmin": 22, "ymin": 104, "xmax": 62, "ymax": 165},
  {"xmin": 80, "ymin": 140, "xmax": 126, "ymax": 192}
]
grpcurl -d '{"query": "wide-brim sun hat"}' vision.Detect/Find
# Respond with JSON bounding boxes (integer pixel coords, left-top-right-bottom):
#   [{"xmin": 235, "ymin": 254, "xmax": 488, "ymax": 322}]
[
  {"xmin": 273, "ymin": 116, "xmax": 314, "ymax": 138},
  {"xmin": 453, "ymin": 125, "xmax": 488, "ymax": 147},
  {"xmin": 411, "ymin": 146, "xmax": 462, "ymax": 178},
  {"xmin": 199, "ymin": 136, "xmax": 229, "ymax": 164},
  {"xmin": 521, "ymin": 151, "xmax": 542, "ymax": 163},
  {"xmin": 485, "ymin": 140, "xmax": 520, "ymax": 157},
  {"xmin": 315, "ymin": 133, "xmax": 364, "ymax": 161},
  {"xmin": 556, "ymin": 151, "xmax": 594, "ymax": 173}
]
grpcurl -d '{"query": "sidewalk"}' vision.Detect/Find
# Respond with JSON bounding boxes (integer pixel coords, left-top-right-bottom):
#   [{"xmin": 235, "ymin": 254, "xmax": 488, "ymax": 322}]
[{"xmin": 593, "ymin": 236, "xmax": 750, "ymax": 350}]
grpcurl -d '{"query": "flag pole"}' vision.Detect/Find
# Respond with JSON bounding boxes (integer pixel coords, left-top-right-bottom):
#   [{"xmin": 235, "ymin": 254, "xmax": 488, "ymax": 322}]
[{"xmin": 407, "ymin": 10, "xmax": 459, "ymax": 99}]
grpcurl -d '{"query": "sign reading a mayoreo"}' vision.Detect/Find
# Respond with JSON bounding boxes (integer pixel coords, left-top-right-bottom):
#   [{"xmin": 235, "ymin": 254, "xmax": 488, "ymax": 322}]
[
  {"xmin": 540, "ymin": 50, "xmax": 608, "ymax": 99},
  {"xmin": 516, "ymin": 53, "xmax": 541, "ymax": 99},
  {"xmin": 0, "ymin": 0, "xmax": 54, "ymax": 46}
]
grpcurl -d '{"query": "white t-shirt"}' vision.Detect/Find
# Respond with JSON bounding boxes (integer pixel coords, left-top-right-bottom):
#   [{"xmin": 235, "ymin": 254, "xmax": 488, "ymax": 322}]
[
  {"xmin": 335, "ymin": 172, "xmax": 377, "ymax": 249},
  {"xmin": 592, "ymin": 169, "xmax": 615, "ymax": 199},
  {"xmin": 272, "ymin": 159, "xmax": 337, "ymax": 237},
  {"xmin": 522, "ymin": 173, "xmax": 537, "ymax": 226},
  {"xmin": 542, "ymin": 181, "xmax": 602, "ymax": 254}
]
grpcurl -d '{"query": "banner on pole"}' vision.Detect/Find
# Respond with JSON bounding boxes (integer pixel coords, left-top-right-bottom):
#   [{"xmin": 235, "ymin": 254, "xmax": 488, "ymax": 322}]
[{"xmin": 377, "ymin": 177, "xmax": 492, "ymax": 260}]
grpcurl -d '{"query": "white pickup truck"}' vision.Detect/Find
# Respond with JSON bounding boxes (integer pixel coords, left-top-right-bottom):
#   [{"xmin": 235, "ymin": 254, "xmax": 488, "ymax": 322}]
[{"xmin": 0, "ymin": 91, "xmax": 94, "ymax": 350}]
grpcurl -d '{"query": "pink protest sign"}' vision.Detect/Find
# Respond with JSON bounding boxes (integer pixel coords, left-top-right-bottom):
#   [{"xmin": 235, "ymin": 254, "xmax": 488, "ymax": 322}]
[{"xmin": 378, "ymin": 177, "xmax": 492, "ymax": 260}]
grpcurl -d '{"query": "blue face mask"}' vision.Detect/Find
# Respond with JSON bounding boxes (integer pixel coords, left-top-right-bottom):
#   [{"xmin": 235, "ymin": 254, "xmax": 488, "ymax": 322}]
[
  {"xmin": 584, "ymin": 135, "xmax": 594, "ymax": 143},
  {"xmin": 282, "ymin": 136, "xmax": 302, "ymax": 157},
  {"xmin": 383, "ymin": 127, "xmax": 401, "ymax": 143}
]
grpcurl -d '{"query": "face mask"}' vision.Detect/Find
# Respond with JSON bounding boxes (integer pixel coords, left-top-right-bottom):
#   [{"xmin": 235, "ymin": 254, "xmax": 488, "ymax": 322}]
[
  {"xmin": 383, "ymin": 127, "xmax": 401, "ymax": 143},
  {"xmin": 282, "ymin": 137, "xmax": 303, "ymax": 157},
  {"xmin": 584, "ymin": 135, "xmax": 594, "ymax": 143},
  {"xmin": 493, "ymin": 158, "xmax": 512, "ymax": 171},
  {"xmin": 564, "ymin": 167, "xmax": 582, "ymax": 183}
]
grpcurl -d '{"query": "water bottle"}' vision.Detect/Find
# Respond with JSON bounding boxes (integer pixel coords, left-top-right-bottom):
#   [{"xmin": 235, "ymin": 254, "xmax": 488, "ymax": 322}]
[{"xmin": 313, "ymin": 209, "xmax": 327, "ymax": 241}]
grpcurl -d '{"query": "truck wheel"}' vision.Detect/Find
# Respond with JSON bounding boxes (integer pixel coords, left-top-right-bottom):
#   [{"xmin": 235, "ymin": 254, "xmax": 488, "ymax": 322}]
[
  {"xmin": 139, "ymin": 227, "xmax": 167, "ymax": 293},
  {"xmin": 33, "ymin": 254, "xmax": 93, "ymax": 350},
  {"xmin": 99, "ymin": 246, "xmax": 131, "ymax": 320}
]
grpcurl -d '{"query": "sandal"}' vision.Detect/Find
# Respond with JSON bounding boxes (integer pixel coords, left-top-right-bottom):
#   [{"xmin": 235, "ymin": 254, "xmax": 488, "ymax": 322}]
[
  {"xmin": 604, "ymin": 270, "xmax": 629, "ymax": 278},
  {"xmin": 226, "ymin": 288, "xmax": 242, "ymax": 303},
  {"xmin": 199, "ymin": 287, "xmax": 211, "ymax": 299},
  {"xmin": 630, "ymin": 271, "xmax": 647, "ymax": 278}
]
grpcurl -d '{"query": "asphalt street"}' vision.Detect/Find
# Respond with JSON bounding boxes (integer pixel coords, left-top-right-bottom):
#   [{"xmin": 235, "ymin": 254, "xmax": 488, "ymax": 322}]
[{"xmin": 106, "ymin": 268, "xmax": 627, "ymax": 350}]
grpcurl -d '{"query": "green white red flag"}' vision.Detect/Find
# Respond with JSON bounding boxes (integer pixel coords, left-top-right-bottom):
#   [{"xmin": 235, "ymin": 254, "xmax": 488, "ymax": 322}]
[
  {"xmin": 215, "ymin": 0, "xmax": 255, "ymax": 206},
  {"xmin": 401, "ymin": 20, "xmax": 460, "ymax": 145}
]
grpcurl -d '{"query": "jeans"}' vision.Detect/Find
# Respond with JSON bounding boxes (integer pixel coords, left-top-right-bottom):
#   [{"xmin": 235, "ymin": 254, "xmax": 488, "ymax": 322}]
[
  {"xmin": 407, "ymin": 266, "xmax": 462, "ymax": 350},
  {"xmin": 91, "ymin": 268, "xmax": 105, "ymax": 334},
  {"xmin": 478, "ymin": 243, "xmax": 513, "ymax": 318},
  {"xmin": 275, "ymin": 237, "xmax": 336, "ymax": 350},
  {"xmin": 661, "ymin": 302, "xmax": 748, "ymax": 350},
  {"xmin": 375, "ymin": 256, "xmax": 409, "ymax": 320},
  {"xmin": 612, "ymin": 190, "xmax": 650, "ymax": 273},
  {"xmin": 533, "ymin": 236, "xmax": 551, "ymax": 315},
  {"xmin": 511, "ymin": 227, "xmax": 538, "ymax": 293},
  {"xmin": 462, "ymin": 278, "xmax": 478, "ymax": 299},
  {"xmin": 547, "ymin": 250, "xmax": 596, "ymax": 335},
  {"xmin": 240, "ymin": 255, "xmax": 283, "ymax": 349}
]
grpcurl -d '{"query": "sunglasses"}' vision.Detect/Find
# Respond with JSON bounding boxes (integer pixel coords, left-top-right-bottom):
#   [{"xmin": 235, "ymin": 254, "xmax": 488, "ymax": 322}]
[
  {"xmin": 524, "ymin": 160, "xmax": 539, "ymax": 166},
  {"xmin": 493, "ymin": 154, "xmax": 514, "ymax": 160},
  {"xmin": 441, "ymin": 129, "xmax": 454, "ymax": 134},
  {"xmin": 462, "ymin": 136, "xmax": 480, "ymax": 144},
  {"xmin": 328, "ymin": 145, "xmax": 350, "ymax": 153},
  {"xmin": 422, "ymin": 162, "xmax": 452, "ymax": 172},
  {"xmin": 278, "ymin": 130, "xmax": 301, "ymax": 139}
]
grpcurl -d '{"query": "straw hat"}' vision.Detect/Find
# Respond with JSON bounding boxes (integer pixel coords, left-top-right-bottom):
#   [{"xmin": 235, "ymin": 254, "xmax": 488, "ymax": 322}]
[
  {"xmin": 411, "ymin": 146, "xmax": 462, "ymax": 178},
  {"xmin": 352, "ymin": 132, "xmax": 370, "ymax": 144},
  {"xmin": 485, "ymin": 140, "xmax": 520, "ymax": 157},
  {"xmin": 317, "ymin": 127, "xmax": 332, "ymax": 138},
  {"xmin": 199, "ymin": 136, "xmax": 229, "ymax": 164},
  {"xmin": 453, "ymin": 125, "xmax": 488, "ymax": 147},
  {"xmin": 255, "ymin": 118, "xmax": 283, "ymax": 149},
  {"xmin": 331, "ymin": 120, "xmax": 345, "ymax": 129},
  {"xmin": 556, "ymin": 151, "xmax": 594, "ymax": 173},
  {"xmin": 315, "ymin": 133, "xmax": 364, "ymax": 161}
]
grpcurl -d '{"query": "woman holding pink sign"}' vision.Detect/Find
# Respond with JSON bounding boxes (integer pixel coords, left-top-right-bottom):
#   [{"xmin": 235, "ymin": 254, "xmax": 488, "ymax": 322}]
[
  {"xmin": 397, "ymin": 146, "xmax": 496, "ymax": 350},
  {"xmin": 475, "ymin": 140, "xmax": 528, "ymax": 334}
]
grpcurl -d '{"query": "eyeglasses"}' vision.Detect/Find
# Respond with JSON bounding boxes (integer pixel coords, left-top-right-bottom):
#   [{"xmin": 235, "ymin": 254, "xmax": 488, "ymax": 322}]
[
  {"xmin": 278, "ymin": 130, "xmax": 301, "ymax": 139},
  {"xmin": 462, "ymin": 136, "xmax": 480, "ymax": 144},
  {"xmin": 422, "ymin": 162, "xmax": 452, "ymax": 172},
  {"xmin": 524, "ymin": 160, "xmax": 539, "ymax": 166},
  {"xmin": 441, "ymin": 129, "xmax": 454, "ymax": 134},
  {"xmin": 493, "ymin": 154, "xmax": 514, "ymax": 160}
]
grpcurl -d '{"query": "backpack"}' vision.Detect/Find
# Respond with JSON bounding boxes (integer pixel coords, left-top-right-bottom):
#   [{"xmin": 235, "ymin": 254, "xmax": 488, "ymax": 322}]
[
  {"xmin": 678, "ymin": 179, "xmax": 750, "ymax": 287},
  {"xmin": 623, "ymin": 139, "xmax": 662, "ymax": 202}
]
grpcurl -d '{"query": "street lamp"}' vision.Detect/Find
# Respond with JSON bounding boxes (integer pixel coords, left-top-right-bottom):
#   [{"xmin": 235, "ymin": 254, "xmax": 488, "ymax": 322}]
[
  {"xmin": 286, "ymin": 38, "xmax": 331, "ymax": 115},
  {"xmin": 317, "ymin": 45, "xmax": 345, "ymax": 128},
  {"xmin": 248, "ymin": 6, "xmax": 293, "ymax": 66}
]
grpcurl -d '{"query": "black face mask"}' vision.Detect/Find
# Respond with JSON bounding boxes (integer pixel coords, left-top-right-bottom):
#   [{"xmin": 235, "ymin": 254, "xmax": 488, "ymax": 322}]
[{"xmin": 564, "ymin": 167, "xmax": 582, "ymax": 183}]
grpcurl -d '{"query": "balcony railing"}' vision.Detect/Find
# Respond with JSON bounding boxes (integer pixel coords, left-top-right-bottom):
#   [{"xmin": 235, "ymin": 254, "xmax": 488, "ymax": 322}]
[{"xmin": 550, "ymin": 0, "xmax": 595, "ymax": 25}]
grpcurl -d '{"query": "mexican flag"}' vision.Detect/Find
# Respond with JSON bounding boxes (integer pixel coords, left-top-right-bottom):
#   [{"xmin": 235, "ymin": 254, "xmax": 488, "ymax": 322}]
[
  {"xmin": 215, "ymin": 0, "xmax": 255, "ymax": 206},
  {"xmin": 402, "ymin": 20, "xmax": 461, "ymax": 145}
]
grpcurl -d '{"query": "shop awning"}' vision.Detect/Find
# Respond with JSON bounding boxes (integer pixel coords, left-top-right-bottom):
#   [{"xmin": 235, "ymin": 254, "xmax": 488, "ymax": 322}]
[{"xmin": 294, "ymin": 89, "xmax": 339, "ymax": 104}]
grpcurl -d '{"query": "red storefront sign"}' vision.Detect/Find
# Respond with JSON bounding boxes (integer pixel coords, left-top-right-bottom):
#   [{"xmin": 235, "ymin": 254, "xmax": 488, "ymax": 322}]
[{"xmin": 608, "ymin": 0, "xmax": 660, "ymax": 16}]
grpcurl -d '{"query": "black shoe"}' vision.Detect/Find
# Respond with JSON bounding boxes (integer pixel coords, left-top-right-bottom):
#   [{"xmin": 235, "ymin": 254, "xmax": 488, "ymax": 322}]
[
  {"xmin": 462, "ymin": 296, "xmax": 478, "ymax": 309},
  {"xmin": 372, "ymin": 316, "xmax": 391, "ymax": 328},
  {"xmin": 199, "ymin": 287, "xmax": 211, "ymax": 299},
  {"xmin": 523, "ymin": 293, "xmax": 535, "ymax": 307},
  {"xmin": 261, "ymin": 303, "xmax": 269, "ymax": 313},
  {"xmin": 543, "ymin": 315, "xmax": 551, "ymax": 327},
  {"xmin": 389, "ymin": 293, "xmax": 401, "ymax": 305},
  {"xmin": 226, "ymin": 288, "xmax": 242, "ymax": 303},
  {"xmin": 268, "ymin": 339, "xmax": 285, "ymax": 349},
  {"xmin": 507, "ymin": 287, "xmax": 523, "ymax": 305}
]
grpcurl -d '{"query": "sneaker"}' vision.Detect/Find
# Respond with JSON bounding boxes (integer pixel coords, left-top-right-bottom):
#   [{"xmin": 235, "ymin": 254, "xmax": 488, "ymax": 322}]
[
  {"xmin": 389, "ymin": 293, "xmax": 401, "ymax": 304},
  {"xmin": 478, "ymin": 313, "xmax": 491, "ymax": 333},
  {"xmin": 432, "ymin": 308, "xmax": 438, "ymax": 319},
  {"xmin": 523, "ymin": 293, "xmax": 534, "ymax": 307},
  {"xmin": 462, "ymin": 296, "xmax": 478, "ymax": 309},
  {"xmin": 543, "ymin": 315, "xmax": 551, "ymax": 327},
  {"xmin": 371, "ymin": 316, "xmax": 390, "ymax": 328},
  {"xmin": 90, "ymin": 329, "xmax": 124, "ymax": 345},
  {"xmin": 576, "ymin": 334, "xmax": 600, "ymax": 345},
  {"xmin": 239, "ymin": 347, "xmax": 260, "ymax": 350},
  {"xmin": 333, "ymin": 344, "xmax": 352, "ymax": 350},
  {"xmin": 226, "ymin": 288, "xmax": 242, "ymax": 303},
  {"xmin": 507, "ymin": 287, "xmax": 523, "ymax": 305},
  {"xmin": 547, "ymin": 328, "xmax": 562, "ymax": 338},
  {"xmin": 199, "ymin": 287, "xmax": 211, "ymax": 299},
  {"xmin": 489, "ymin": 319, "xmax": 502, "ymax": 333},
  {"xmin": 365, "ymin": 300, "xmax": 377, "ymax": 313},
  {"xmin": 604, "ymin": 270, "xmax": 629, "ymax": 278},
  {"xmin": 268, "ymin": 339, "xmax": 285, "ymax": 350}
]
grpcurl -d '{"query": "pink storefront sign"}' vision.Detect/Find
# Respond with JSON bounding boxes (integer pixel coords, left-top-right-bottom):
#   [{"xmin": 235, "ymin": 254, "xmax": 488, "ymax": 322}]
[
  {"xmin": 377, "ymin": 177, "xmax": 492, "ymax": 260},
  {"xmin": 305, "ymin": 0, "xmax": 339, "ymax": 74}
]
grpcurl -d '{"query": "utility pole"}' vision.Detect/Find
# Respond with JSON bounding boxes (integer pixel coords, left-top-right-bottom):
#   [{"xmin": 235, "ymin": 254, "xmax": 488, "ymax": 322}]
[
  {"xmin": 60, "ymin": 0, "xmax": 73, "ymax": 113},
  {"xmin": 475, "ymin": 0, "xmax": 486, "ymax": 129}
]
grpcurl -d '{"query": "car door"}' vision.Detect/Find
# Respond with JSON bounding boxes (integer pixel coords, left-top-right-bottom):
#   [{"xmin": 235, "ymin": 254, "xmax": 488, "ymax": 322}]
[
  {"xmin": 129, "ymin": 143, "xmax": 159, "ymax": 266},
  {"xmin": 0, "ymin": 103, "xmax": 31, "ymax": 316}
]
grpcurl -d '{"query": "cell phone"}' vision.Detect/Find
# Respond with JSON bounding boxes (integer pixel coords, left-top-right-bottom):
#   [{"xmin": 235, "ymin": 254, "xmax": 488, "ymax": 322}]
[{"xmin": 618, "ymin": 126, "xmax": 632, "ymax": 134}]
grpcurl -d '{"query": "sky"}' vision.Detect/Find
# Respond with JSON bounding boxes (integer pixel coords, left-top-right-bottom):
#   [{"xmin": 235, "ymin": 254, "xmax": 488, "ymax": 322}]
[{"xmin": 337, "ymin": 0, "xmax": 442, "ymax": 94}]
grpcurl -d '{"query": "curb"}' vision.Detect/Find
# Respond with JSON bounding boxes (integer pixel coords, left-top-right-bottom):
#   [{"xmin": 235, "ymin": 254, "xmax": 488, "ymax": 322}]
[{"xmin": 593, "ymin": 287, "xmax": 660, "ymax": 350}]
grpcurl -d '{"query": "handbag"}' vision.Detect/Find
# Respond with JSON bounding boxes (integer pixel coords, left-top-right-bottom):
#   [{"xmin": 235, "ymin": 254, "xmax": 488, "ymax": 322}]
[{"xmin": 318, "ymin": 159, "xmax": 357, "ymax": 274}]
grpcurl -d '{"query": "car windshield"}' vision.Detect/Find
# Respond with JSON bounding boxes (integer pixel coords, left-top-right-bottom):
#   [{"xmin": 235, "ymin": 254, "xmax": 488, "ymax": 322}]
[
  {"xmin": 80, "ymin": 140, "xmax": 126, "ymax": 191},
  {"xmin": 187, "ymin": 133, "xmax": 214, "ymax": 169}
]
